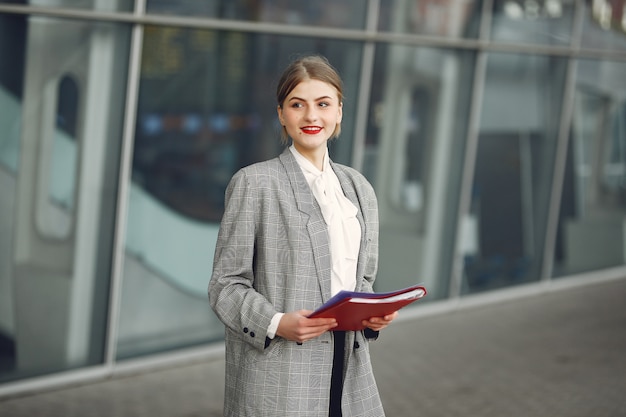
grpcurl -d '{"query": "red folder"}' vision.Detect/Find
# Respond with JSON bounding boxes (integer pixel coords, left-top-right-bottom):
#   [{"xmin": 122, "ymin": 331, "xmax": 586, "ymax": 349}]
[{"xmin": 308, "ymin": 284, "xmax": 427, "ymax": 331}]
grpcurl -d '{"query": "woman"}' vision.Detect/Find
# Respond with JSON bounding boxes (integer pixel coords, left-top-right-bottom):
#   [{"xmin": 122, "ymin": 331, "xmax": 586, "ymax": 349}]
[{"xmin": 209, "ymin": 55, "xmax": 397, "ymax": 417}]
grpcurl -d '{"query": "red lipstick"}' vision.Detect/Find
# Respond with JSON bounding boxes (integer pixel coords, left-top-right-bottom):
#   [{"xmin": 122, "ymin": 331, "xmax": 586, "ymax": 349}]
[{"xmin": 301, "ymin": 126, "xmax": 322, "ymax": 134}]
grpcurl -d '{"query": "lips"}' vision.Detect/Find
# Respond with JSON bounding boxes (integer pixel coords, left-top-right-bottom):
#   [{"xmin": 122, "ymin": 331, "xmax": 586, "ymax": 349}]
[{"xmin": 301, "ymin": 126, "xmax": 322, "ymax": 135}]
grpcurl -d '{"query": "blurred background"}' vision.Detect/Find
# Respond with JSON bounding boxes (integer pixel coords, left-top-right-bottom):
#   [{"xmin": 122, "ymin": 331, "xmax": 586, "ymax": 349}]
[{"xmin": 0, "ymin": 0, "xmax": 625, "ymax": 401}]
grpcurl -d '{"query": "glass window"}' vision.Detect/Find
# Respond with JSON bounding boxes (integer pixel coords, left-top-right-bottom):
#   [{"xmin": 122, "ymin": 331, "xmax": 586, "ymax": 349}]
[
  {"xmin": 553, "ymin": 59, "xmax": 626, "ymax": 277},
  {"xmin": 378, "ymin": 0, "xmax": 483, "ymax": 38},
  {"xmin": 364, "ymin": 43, "xmax": 475, "ymax": 300},
  {"xmin": 0, "ymin": 0, "xmax": 135, "ymax": 12},
  {"xmin": 462, "ymin": 53, "xmax": 567, "ymax": 294},
  {"xmin": 0, "ymin": 11, "xmax": 24, "ymax": 384},
  {"xmin": 0, "ymin": 16, "xmax": 130, "ymax": 383},
  {"xmin": 39, "ymin": 75, "xmax": 79, "ymax": 239},
  {"xmin": 146, "ymin": 0, "xmax": 368, "ymax": 29},
  {"xmin": 490, "ymin": 0, "xmax": 577, "ymax": 46},
  {"xmin": 580, "ymin": 0, "xmax": 626, "ymax": 52},
  {"xmin": 118, "ymin": 27, "xmax": 364, "ymax": 359}
]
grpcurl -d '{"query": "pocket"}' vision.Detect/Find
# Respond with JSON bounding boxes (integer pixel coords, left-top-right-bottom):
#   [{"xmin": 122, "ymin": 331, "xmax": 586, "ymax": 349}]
[{"xmin": 243, "ymin": 337, "xmax": 283, "ymax": 366}]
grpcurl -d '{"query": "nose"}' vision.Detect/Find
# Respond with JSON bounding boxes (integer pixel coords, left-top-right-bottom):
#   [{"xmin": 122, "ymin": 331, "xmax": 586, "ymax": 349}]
[{"xmin": 304, "ymin": 106, "xmax": 318, "ymax": 122}]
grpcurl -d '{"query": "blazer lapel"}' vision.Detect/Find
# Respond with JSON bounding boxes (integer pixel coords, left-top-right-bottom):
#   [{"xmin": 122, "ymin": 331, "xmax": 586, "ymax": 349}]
[
  {"xmin": 332, "ymin": 162, "xmax": 368, "ymax": 291},
  {"xmin": 279, "ymin": 149, "xmax": 333, "ymax": 302}
]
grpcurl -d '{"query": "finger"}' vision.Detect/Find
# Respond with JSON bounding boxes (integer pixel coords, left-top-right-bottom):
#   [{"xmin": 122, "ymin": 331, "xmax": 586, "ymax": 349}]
[
  {"xmin": 301, "ymin": 319, "xmax": 337, "ymax": 334},
  {"xmin": 362, "ymin": 318, "xmax": 390, "ymax": 330},
  {"xmin": 306, "ymin": 317, "xmax": 337, "ymax": 327},
  {"xmin": 362, "ymin": 319, "xmax": 379, "ymax": 328},
  {"xmin": 365, "ymin": 317, "xmax": 385, "ymax": 325},
  {"xmin": 385, "ymin": 311, "xmax": 399, "ymax": 321}
]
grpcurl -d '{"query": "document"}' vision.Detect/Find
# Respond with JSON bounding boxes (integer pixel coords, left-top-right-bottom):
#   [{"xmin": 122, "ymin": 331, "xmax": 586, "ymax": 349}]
[{"xmin": 308, "ymin": 284, "xmax": 427, "ymax": 331}]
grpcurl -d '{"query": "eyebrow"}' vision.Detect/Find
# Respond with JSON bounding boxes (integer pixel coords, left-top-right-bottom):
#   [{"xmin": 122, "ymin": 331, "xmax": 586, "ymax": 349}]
[{"xmin": 288, "ymin": 95, "xmax": 333, "ymax": 102}]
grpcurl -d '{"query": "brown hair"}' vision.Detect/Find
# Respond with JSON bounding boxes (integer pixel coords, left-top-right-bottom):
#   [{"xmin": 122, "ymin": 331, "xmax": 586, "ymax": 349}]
[{"xmin": 276, "ymin": 55, "xmax": 344, "ymax": 144}]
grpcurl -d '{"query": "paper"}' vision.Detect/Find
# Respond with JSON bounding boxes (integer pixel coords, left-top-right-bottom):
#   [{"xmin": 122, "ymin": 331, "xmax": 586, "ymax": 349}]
[{"xmin": 347, "ymin": 288, "xmax": 426, "ymax": 304}]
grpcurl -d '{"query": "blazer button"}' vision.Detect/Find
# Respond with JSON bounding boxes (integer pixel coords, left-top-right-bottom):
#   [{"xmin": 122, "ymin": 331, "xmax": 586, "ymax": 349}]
[
  {"xmin": 354, "ymin": 342, "xmax": 360, "ymax": 349},
  {"xmin": 243, "ymin": 327, "xmax": 249, "ymax": 333},
  {"xmin": 250, "ymin": 331, "xmax": 255, "ymax": 338}
]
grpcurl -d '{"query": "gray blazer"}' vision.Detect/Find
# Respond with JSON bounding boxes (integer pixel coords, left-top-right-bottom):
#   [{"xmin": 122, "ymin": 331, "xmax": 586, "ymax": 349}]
[{"xmin": 209, "ymin": 148, "xmax": 384, "ymax": 416}]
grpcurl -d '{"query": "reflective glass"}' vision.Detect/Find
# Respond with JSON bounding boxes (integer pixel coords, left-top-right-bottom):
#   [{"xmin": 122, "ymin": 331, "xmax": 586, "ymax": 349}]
[
  {"xmin": 490, "ymin": 0, "xmax": 576, "ymax": 45},
  {"xmin": 118, "ymin": 28, "xmax": 363, "ymax": 358},
  {"xmin": 580, "ymin": 0, "xmax": 626, "ymax": 52},
  {"xmin": 364, "ymin": 44, "xmax": 475, "ymax": 300},
  {"xmin": 146, "ymin": 0, "xmax": 368, "ymax": 29},
  {"xmin": 378, "ymin": 0, "xmax": 483, "ymax": 38},
  {"xmin": 553, "ymin": 59, "xmax": 626, "ymax": 277},
  {"xmin": 0, "ymin": 0, "xmax": 134, "ymax": 12},
  {"xmin": 462, "ymin": 53, "xmax": 567, "ymax": 294},
  {"xmin": 0, "ymin": 15, "xmax": 130, "ymax": 382}
]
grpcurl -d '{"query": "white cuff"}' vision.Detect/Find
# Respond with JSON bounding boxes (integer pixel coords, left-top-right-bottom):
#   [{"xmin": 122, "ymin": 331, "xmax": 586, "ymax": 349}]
[{"xmin": 267, "ymin": 312, "xmax": 285, "ymax": 339}]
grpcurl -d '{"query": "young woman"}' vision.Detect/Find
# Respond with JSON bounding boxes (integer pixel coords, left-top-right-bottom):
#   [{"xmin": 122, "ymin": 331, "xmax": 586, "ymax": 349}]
[{"xmin": 209, "ymin": 55, "xmax": 397, "ymax": 417}]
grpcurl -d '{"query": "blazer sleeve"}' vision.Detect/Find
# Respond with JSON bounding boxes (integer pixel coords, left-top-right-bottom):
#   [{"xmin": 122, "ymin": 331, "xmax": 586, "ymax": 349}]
[{"xmin": 208, "ymin": 169, "xmax": 276, "ymax": 351}]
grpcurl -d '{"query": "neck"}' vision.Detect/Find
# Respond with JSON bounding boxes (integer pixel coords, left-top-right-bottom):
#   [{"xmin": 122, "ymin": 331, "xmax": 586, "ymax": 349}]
[{"xmin": 294, "ymin": 144, "xmax": 326, "ymax": 171}]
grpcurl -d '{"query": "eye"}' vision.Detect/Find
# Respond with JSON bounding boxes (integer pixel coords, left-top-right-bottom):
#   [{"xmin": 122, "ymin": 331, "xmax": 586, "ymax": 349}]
[
  {"xmin": 319, "ymin": 101, "xmax": 330, "ymax": 108},
  {"xmin": 290, "ymin": 102, "xmax": 303, "ymax": 108}
]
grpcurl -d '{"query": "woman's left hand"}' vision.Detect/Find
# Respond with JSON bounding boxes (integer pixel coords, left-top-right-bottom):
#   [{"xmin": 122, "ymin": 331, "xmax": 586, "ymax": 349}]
[{"xmin": 362, "ymin": 311, "xmax": 399, "ymax": 331}]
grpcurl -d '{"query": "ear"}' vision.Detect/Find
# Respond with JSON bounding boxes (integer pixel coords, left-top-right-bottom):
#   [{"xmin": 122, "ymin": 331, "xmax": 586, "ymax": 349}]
[
  {"xmin": 337, "ymin": 101, "xmax": 343, "ymax": 123},
  {"xmin": 277, "ymin": 105, "xmax": 284, "ymax": 125}
]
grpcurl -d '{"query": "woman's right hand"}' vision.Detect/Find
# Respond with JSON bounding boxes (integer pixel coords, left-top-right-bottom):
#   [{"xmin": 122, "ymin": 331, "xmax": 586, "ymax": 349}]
[{"xmin": 276, "ymin": 310, "xmax": 337, "ymax": 343}]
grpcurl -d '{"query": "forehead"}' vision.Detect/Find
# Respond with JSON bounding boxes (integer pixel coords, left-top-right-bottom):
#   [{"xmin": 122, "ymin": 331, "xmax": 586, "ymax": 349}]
[{"xmin": 287, "ymin": 79, "xmax": 339, "ymax": 100}]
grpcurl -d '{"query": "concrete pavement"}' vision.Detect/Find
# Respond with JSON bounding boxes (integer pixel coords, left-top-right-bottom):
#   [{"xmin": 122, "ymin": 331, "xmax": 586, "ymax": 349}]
[{"xmin": 1, "ymin": 277, "xmax": 625, "ymax": 416}]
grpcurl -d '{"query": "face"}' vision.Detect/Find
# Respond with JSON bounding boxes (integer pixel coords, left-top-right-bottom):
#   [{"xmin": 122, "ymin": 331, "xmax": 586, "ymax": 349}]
[{"xmin": 277, "ymin": 78, "xmax": 343, "ymax": 160}]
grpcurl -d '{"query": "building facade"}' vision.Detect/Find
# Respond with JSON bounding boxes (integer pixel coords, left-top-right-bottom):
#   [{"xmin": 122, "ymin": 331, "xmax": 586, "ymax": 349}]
[{"xmin": 1, "ymin": 0, "xmax": 625, "ymax": 395}]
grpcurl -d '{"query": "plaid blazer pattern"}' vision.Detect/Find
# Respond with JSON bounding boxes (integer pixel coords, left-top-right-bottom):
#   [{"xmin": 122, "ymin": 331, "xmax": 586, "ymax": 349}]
[{"xmin": 209, "ymin": 148, "xmax": 385, "ymax": 416}]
